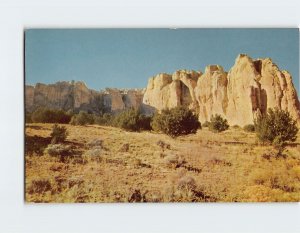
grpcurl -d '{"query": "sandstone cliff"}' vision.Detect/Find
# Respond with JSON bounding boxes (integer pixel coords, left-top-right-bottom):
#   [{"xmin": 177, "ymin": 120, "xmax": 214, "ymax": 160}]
[
  {"xmin": 143, "ymin": 70, "xmax": 201, "ymax": 111},
  {"xmin": 143, "ymin": 54, "xmax": 300, "ymax": 126},
  {"xmin": 25, "ymin": 54, "xmax": 300, "ymax": 126},
  {"xmin": 25, "ymin": 81, "xmax": 144, "ymax": 114}
]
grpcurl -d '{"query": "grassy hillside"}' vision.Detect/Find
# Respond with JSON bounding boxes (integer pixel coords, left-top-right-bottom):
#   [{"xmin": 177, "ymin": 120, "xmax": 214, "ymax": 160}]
[{"xmin": 25, "ymin": 123, "xmax": 300, "ymax": 202}]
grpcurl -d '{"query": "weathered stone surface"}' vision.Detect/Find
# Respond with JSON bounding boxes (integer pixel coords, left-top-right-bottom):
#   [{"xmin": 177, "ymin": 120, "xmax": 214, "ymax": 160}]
[
  {"xmin": 105, "ymin": 88, "xmax": 125, "ymax": 112},
  {"xmin": 195, "ymin": 65, "xmax": 228, "ymax": 124},
  {"xmin": 258, "ymin": 59, "xmax": 300, "ymax": 122},
  {"xmin": 226, "ymin": 54, "xmax": 262, "ymax": 126},
  {"xmin": 142, "ymin": 54, "xmax": 300, "ymax": 126},
  {"xmin": 25, "ymin": 81, "xmax": 144, "ymax": 113},
  {"xmin": 143, "ymin": 71, "xmax": 201, "ymax": 111},
  {"xmin": 73, "ymin": 81, "xmax": 92, "ymax": 108},
  {"xmin": 280, "ymin": 71, "xmax": 300, "ymax": 121},
  {"xmin": 25, "ymin": 54, "xmax": 300, "ymax": 125}
]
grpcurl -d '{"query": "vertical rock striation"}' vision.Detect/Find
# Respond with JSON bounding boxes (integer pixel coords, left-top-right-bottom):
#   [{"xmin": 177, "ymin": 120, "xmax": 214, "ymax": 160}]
[
  {"xmin": 25, "ymin": 54, "xmax": 300, "ymax": 125},
  {"xmin": 142, "ymin": 54, "xmax": 300, "ymax": 126},
  {"xmin": 25, "ymin": 81, "xmax": 144, "ymax": 114}
]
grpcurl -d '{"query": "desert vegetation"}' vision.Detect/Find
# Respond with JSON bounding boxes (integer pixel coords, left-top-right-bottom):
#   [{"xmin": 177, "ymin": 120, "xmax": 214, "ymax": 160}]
[
  {"xmin": 255, "ymin": 108, "xmax": 298, "ymax": 157},
  {"xmin": 151, "ymin": 107, "xmax": 200, "ymax": 137},
  {"xmin": 208, "ymin": 114, "xmax": 229, "ymax": 132},
  {"xmin": 27, "ymin": 106, "xmax": 199, "ymax": 136},
  {"xmin": 25, "ymin": 107, "xmax": 300, "ymax": 202}
]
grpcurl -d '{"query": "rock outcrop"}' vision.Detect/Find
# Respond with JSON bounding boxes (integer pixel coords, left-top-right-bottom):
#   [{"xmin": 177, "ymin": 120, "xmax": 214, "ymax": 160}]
[
  {"xmin": 143, "ymin": 54, "xmax": 300, "ymax": 126},
  {"xmin": 143, "ymin": 71, "xmax": 201, "ymax": 111},
  {"xmin": 25, "ymin": 81, "xmax": 144, "ymax": 114},
  {"xmin": 195, "ymin": 65, "xmax": 228, "ymax": 124},
  {"xmin": 25, "ymin": 54, "xmax": 300, "ymax": 126}
]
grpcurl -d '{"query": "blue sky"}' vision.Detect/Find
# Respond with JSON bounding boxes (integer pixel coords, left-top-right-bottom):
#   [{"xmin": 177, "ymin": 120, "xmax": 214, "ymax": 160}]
[{"xmin": 25, "ymin": 29, "xmax": 299, "ymax": 93}]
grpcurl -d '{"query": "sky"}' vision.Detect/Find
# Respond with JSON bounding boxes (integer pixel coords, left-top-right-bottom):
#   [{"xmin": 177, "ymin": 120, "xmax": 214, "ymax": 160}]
[{"xmin": 25, "ymin": 28, "xmax": 299, "ymax": 93}]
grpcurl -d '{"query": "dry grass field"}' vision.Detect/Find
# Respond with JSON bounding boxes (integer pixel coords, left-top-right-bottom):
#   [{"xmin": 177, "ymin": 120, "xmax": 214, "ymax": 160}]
[{"xmin": 25, "ymin": 123, "xmax": 300, "ymax": 202}]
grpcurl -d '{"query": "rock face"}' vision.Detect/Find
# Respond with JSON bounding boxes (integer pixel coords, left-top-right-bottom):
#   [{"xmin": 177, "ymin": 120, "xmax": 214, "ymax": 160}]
[
  {"xmin": 195, "ymin": 65, "xmax": 228, "ymax": 124},
  {"xmin": 25, "ymin": 81, "xmax": 144, "ymax": 114},
  {"xmin": 25, "ymin": 54, "xmax": 300, "ymax": 126},
  {"xmin": 143, "ymin": 71, "xmax": 201, "ymax": 111},
  {"xmin": 143, "ymin": 54, "xmax": 300, "ymax": 126}
]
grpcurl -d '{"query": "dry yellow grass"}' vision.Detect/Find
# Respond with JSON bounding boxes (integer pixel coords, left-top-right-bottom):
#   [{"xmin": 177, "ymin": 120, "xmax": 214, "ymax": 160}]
[{"xmin": 25, "ymin": 123, "xmax": 300, "ymax": 202}]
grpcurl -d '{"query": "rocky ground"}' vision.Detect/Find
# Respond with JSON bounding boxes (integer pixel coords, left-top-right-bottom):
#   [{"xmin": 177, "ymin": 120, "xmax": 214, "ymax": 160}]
[{"xmin": 25, "ymin": 123, "xmax": 300, "ymax": 202}]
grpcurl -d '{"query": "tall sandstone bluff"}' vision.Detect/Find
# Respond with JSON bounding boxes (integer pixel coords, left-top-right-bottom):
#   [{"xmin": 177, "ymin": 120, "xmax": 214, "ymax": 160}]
[
  {"xmin": 25, "ymin": 81, "xmax": 146, "ymax": 114},
  {"xmin": 143, "ymin": 54, "xmax": 300, "ymax": 126},
  {"xmin": 26, "ymin": 54, "xmax": 300, "ymax": 126}
]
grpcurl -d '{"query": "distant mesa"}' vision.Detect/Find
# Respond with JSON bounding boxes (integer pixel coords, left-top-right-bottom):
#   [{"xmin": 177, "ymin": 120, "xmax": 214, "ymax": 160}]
[{"xmin": 25, "ymin": 54, "xmax": 300, "ymax": 126}]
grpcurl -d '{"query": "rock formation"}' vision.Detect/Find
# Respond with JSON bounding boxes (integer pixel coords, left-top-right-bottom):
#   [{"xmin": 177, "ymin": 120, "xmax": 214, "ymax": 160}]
[
  {"xmin": 25, "ymin": 54, "xmax": 300, "ymax": 126},
  {"xmin": 143, "ymin": 70, "xmax": 201, "ymax": 111},
  {"xmin": 25, "ymin": 81, "xmax": 145, "ymax": 114},
  {"xmin": 143, "ymin": 54, "xmax": 300, "ymax": 126},
  {"xmin": 195, "ymin": 65, "xmax": 228, "ymax": 124}
]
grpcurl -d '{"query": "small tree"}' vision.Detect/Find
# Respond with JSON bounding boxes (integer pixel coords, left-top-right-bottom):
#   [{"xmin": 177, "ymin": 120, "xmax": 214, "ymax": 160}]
[
  {"xmin": 94, "ymin": 113, "xmax": 114, "ymax": 126},
  {"xmin": 112, "ymin": 108, "xmax": 151, "ymax": 131},
  {"xmin": 50, "ymin": 124, "xmax": 68, "ymax": 144},
  {"xmin": 255, "ymin": 108, "xmax": 298, "ymax": 156},
  {"xmin": 70, "ymin": 111, "xmax": 94, "ymax": 125},
  {"xmin": 151, "ymin": 106, "xmax": 200, "ymax": 137},
  {"xmin": 208, "ymin": 114, "xmax": 229, "ymax": 132}
]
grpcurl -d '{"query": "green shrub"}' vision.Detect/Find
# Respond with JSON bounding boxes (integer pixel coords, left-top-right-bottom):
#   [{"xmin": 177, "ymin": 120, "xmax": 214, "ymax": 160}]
[
  {"xmin": 255, "ymin": 108, "xmax": 298, "ymax": 148},
  {"xmin": 94, "ymin": 113, "xmax": 114, "ymax": 126},
  {"xmin": 151, "ymin": 106, "xmax": 200, "ymax": 137},
  {"xmin": 31, "ymin": 107, "xmax": 71, "ymax": 123},
  {"xmin": 208, "ymin": 114, "xmax": 229, "ymax": 132},
  {"xmin": 50, "ymin": 124, "xmax": 68, "ymax": 144},
  {"xmin": 112, "ymin": 108, "xmax": 152, "ymax": 131},
  {"xmin": 136, "ymin": 114, "xmax": 152, "ymax": 131},
  {"xmin": 44, "ymin": 143, "xmax": 78, "ymax": 162},
  {"xmin": 70, "ymin": 111, "xmax": 94, "ymax": 125},
  {"xmin": 243, "ymin": 124, "xmax": 255, "ymax": 132},
  {"xmin": 44, "ymin": 144, "xmax": 73, "ymax": 156}
]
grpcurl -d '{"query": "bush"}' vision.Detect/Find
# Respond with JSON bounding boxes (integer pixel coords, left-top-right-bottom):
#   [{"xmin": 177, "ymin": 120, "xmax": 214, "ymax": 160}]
[
  {"xmin": 112, "ymin": 108, "xmax": 152, "ymax": 131},
  {"xmin": 255, "ymin": 108, "xmax": 298, "ymax": 145},
  {"xmin": 208, "ymin": 114, "xmax": 229, "ymax": 132},
  {"xmin": 83, "ymin": 148, "xmax": 102, "ymax": 162},
  {"xmin": 44, "ymin": 144, "xmax": 78, "ymax": 163},
  {"xmin": 163, "ymin": 154, "xmax": 185, "ymax": 168},
  {"xmin": 70, "ymin": 111, "xmax": 94, "ymax": 125},
  {"xmin": 151, "ymin": 106, "xmax": 200, "ymax": 137},
  {"xmin": 31, "ymin": 107, "xmax": 72, "ymax": 123},
  {"xmin": 243, "ymin": 124, "xmax": 255, "ymax": 132},
  {"xmin": 50, "ymin": 124, "xmax": 68, "ymax": 144},
  {"xmin": 87, "ymin": 139, "xmax": 103, "ymax": 148},
  {"xmin": 94, "ymin": 113, "xmax": 113, "ymax": 126},
  {"xmin": 44, "ymin": 144, "xmax": 73, "ymax": 157},
  {"xmin": 177, "ymin": 176, "xmax": 197, "ymax": 190}
]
